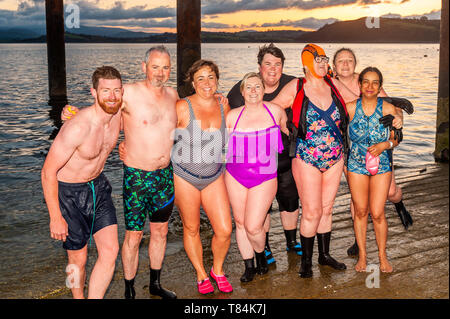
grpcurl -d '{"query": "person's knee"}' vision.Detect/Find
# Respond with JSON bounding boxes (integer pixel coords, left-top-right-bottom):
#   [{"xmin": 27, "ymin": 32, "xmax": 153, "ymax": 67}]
[
  {"xmin": 354, "ymin": 206, "xmax": 369, "ymax": 219},
  {"xmin": 124, "ymin": 231, "xmax": 143, "ymax": 250},
  {"xmin": 68, "ymin": 252, "xmax": 87, "ymax": 271},
  {"xmin": 214, "ymin": 224, "xmax": 232, "ymax": 242},
  {"xmin": 151, "ymin": 223, "xmax": 169, "ymax": 241},
  {"xmin": 370, "ymin": 211, "xmax": 385, "ymax": 224},
  {"xmin": 244, "ymin": 223, "xmax": 263, "ymax": 237},
  {"xmin": 183, "ymin": 221, "xmax": 200, "ymax": 238},
  {"xmin": 301, "ymin": 207, "xmax": 322, "ymax": 224}
]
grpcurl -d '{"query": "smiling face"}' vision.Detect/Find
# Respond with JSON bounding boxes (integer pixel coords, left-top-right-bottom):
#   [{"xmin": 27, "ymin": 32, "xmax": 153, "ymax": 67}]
[
  {"xmin": 333, "ymin": 50, "xmax": 356, "ymax": 78},
  {"xmin": 192, "ymin": 66, "xmax": 218, "ymax": 99},
  {"xmin": 241, "ymin": 75, "xmax": 265, "ymax": 105},
  {"xmin": 359, "ymin": 71, "xmax": 382, "ymax": 98},
  {"xmin": 93, "ymin": 78, "xmax": 123, "ymax": 115},
  {"xmin": 259, "ymin": 53, "xmax": 283, "ymax": 89},
  {"xmin": 312, "ymin": 56, "xmax": 329, "ymax": 78},
  {"xmin": 142, "ymin": 50, "xmax": 171, "ymax": 87}
]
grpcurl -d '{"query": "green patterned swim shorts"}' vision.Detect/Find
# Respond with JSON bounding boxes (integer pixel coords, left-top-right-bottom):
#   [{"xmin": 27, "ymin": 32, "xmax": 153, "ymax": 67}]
[{"xmin": 123, "ymin": 163, "xmax": 174, "ymax": 231}]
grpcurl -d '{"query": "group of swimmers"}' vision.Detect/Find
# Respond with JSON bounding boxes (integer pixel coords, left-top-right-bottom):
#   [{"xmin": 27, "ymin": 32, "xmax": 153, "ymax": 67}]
[{"xmin": 41, "ymin": 43, "xmax": 413, "ymax": 299}]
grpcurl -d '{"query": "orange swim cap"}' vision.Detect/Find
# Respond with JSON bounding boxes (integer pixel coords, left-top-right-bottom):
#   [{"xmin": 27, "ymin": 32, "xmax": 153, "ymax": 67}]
[{"xmin": 301, "ymin": 44, "xmax": 326, "ymax": 79}]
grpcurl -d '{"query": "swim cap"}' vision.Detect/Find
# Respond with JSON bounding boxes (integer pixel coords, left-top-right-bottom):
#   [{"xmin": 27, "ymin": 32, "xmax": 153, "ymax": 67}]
[{"xmin": 301, "ymin": 44, "xmax": 326, "ymax": 79}]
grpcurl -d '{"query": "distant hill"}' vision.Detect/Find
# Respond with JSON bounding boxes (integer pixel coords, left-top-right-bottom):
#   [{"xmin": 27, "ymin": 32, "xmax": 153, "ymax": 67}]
[
  {"xmin": 1, "ymin": 17, "xmax": 441, "ymax": 43},
  {"xmin": 297, "ymin": 17, "xmax": 440, "ymax": 43},
  {"xmin": 68, "ymin": 26, "xmax": 153, "ymax": 38}
]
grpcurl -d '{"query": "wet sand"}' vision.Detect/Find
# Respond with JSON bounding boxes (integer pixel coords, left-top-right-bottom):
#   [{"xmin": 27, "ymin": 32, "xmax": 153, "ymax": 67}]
[{"xmin": 44, "ymin": 163, "xmax": 449, "ymax": 299}]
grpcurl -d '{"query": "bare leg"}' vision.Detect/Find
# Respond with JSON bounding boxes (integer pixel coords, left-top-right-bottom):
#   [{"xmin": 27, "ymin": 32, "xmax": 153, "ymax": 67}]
[
  {"xmin": 121, "ymin": 230, "xmax": 143, "ymax": 280},
  {"xmin": 348, "ymin": 171, "xmax": 369, "ymax": 272},
  {"xmin": 317, "ymin": 159, "xmax": 344, "ymax": 234},
  {"xmin": 292, "ymin": 158, "xmax": 323, "ymax": 238},
  {"xmin": 66, "ymin": 246, "xmax": 88, "ymax": 299},
  {"xmin": 174, "ymin": 174, "xmax": 206, "ymax": 281},
  {"xmin": 244, "ymin": 178, "xmax": 278, "ymax": 253},
  {"xmin": 149, "ymin": 221, "xmax": 169, "ymax": 270},
  {"xmin": 224, "ymin": 171, "xmax": 252, "ymax": 259},
  {"xmin": 201, "ymin": 175, "xmax": 232, "ymax": 277},
  {"xmin": 88, "ymin": 224, "xmax": 119, "ymax": 299},
  {"xmin": 369, "ymin": 173, "xmax": 393, "ymax": 273}
]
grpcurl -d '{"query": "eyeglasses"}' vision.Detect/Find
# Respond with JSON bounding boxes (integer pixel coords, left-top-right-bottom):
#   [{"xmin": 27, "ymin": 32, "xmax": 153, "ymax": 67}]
[{"xmin": 315, "ymin": 56, "xmax": 330, "ymax": 64}]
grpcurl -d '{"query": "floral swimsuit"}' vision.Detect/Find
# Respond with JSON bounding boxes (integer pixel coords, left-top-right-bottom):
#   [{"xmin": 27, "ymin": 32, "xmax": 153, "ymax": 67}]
[{"xmin": 295, "ymin": 101, "xmax": 343, "ymax": 172}]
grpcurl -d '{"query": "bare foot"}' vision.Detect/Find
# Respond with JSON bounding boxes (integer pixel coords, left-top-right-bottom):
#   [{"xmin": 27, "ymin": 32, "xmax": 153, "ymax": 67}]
[
  {"xmin": 379, "ymin": 255, "xmax": 393, "ymax": 273},
  {"xmin": 355, "ymin": 257, "xmax": 367, "ymax": 272}
]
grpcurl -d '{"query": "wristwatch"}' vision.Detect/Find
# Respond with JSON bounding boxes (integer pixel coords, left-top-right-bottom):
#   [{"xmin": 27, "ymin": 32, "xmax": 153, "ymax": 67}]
[{"xmin": 387, "ymin": 140, "xmax": 394, "ymax": 149}]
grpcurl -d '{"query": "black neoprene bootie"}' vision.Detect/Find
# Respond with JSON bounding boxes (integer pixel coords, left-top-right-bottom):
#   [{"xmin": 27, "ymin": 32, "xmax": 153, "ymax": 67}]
[
  {"xmin": 285, "ymin": 229, "xmax": 302, "ymax": 255},
  {"xmin": 240, "ymin": 258, "xmax": 256, "ymax": 282},
  {"xmin": 149, "ymin": 268, "xmax": 177, "ymax": 299},
  {"xmin": 299, "ymin": 234, "xmax": 314, "ymax": 278},
  {"xmin": 394, "ymin": 201, "xmax": 413, "ymax": 230},
  {"xmin": 124, "ymin": 278, "xmax": 136, "ymax": 299},
  {"xmin": 264, "ymin": 232, "xmax": 275, "ymax": 264},
  {"xmin": 317, "ymin": 232, "xmax": 347, "ymax": 270},
  {"xmin": 347, "ymin": 239, "xmax": 359, "ymax": 257},
  {"xmin": 254, "ymin": 250, "xmax": 269, "ymax": 275}
]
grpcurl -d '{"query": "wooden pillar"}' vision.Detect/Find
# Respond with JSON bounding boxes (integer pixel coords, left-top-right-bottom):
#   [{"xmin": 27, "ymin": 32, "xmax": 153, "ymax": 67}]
[
  {"xmin": 177, "ymin": 0, "xmax": 201, "ymax": 98},
  {"xmin": 45, "ymin": 0, "xmax": 67, "ymax": 107},
  {"xmin": 434, "ymin": 0, "xmax": 449, "ymax": 162}
]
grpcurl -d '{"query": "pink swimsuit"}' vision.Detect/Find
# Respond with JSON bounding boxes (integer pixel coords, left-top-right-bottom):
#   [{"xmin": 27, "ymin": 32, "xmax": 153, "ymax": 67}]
[{"xmin": 226, "ymin": 104, "xmax": 284, "ymax": 188}]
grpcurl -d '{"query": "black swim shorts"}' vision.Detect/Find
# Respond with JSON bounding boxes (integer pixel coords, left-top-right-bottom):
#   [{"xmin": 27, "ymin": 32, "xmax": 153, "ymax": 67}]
[{"xmin": 58, "ymin": 173, "xmax": 117, "ymax": 250}]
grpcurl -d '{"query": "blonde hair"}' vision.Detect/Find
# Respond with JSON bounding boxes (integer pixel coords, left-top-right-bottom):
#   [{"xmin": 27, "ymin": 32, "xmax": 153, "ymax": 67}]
[{"xmin": 239, "ymin": 72, "xmax": 265, "ymax": 94}]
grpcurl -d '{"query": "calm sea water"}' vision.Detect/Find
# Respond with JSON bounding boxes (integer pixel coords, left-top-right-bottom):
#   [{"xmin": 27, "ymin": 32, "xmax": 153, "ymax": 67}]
[{"xmin": 0, "ymin": 43, "xmax": 439, "ymax": 298}]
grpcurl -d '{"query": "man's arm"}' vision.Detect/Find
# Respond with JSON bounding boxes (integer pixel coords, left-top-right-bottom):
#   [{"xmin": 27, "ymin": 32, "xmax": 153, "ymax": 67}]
[{"xmin": 41, "ymin": 122, "xmax": 88, "ymax": 242}]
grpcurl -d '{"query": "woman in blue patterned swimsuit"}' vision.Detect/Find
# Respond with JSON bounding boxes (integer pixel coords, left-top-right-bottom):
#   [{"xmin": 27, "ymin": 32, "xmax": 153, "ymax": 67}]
[{"xmin": 346, "ymin": 67, "xmax": 399, "ymax": 273}]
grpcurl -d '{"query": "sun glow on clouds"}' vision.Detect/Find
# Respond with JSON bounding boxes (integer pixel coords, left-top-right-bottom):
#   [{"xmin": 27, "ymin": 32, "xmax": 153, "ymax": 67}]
[{"xmin": 0, "ymin": 0, "xmax": 441, "ymax": 33}]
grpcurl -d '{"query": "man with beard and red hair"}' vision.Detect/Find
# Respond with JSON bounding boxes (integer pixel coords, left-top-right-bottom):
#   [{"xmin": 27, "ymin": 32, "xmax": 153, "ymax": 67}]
[{"xmin": 41, "ymin": 66, "xmax": 123, "ymax": 298}]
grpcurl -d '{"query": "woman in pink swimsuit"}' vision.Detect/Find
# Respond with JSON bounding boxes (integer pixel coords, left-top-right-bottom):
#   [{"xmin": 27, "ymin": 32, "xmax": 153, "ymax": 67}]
[{"xmin": 225, "ymin": 72, "xmax": 288, "ymax": 282}]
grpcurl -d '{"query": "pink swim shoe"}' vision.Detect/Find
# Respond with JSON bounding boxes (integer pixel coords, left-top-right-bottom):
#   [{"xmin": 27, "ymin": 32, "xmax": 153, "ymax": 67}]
[
  {"xmin": 365, "ymin": 151, "xmax": 380, "ymax": 175},
  {"xmin": 197, "ymin": 277, "xmax": 214, "ymax": 295},
  {"xmin": 210, "ymin": 268, "xmax": 233, "ymax": 293}
]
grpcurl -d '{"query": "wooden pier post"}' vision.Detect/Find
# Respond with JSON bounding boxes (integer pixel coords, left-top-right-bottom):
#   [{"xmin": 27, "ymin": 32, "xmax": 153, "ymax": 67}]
[
  {"xmin": 434, "ymin": 0, "xmax": 449, "ymax": 162},
  {"xmin": 45, "ymin": 0, "xmax": 67, "ymax": 106},
  {"xmin": 177, "ymin": 0, "xmax": 201, "ymax": 98}
]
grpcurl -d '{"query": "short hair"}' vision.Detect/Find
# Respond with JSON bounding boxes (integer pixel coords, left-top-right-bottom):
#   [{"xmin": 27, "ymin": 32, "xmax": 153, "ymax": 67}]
[
  {"xmin": 257, "ymin": 43, "xmax": 286, "ymax": 66},
  {"xmin": 333, "ymin": 47, "xmax": 357, "ymax": 66},
  {"xmin": 185, "ymin": 59, "xmax": 220, "ymax": 84},
  {"xmin": 91, "ymin": 66, "xmax": 122, "ymax": 90},
  {"xmin": 240, "ymin": 72, "xmax": 265, "ymax": 94},
  {"xmin": 144, "ymin": 45, "xmax": 170, "ymax": 64},
  {"xmin": 358, "ymin": 66, "xmax": 384, "ymax": 87}
]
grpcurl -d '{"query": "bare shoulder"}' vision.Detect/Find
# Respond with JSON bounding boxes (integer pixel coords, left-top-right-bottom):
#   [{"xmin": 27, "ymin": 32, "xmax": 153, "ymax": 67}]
[
  {"xmin": 57, "ymin": 107, "xmax": 91, "ymax": 143},
  {"xmin": 265, "ymin": 101, "xmax": 284, "ymax": 117},
  {"xmin": 382, "ymin": 100, "xmax": 396, "ymax": 115},
  {"xmin": 226, "ymin": 106, "xmax": 242, "ymax": 127},
  {"xmin": 165, "ymin": 86, "xmax": 179, "ymax": 98}
]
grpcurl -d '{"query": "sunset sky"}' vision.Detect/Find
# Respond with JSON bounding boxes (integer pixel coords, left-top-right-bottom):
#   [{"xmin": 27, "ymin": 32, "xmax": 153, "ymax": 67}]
[{"xmin": 0, "ymin": 0, "xmax": 442, "ymax": 32}]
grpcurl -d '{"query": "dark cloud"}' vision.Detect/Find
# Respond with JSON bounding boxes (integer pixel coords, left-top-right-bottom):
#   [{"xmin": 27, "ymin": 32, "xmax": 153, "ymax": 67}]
[
  {"xmin": 201, "ymin": 0, "xmax": 372, "ymax": 15},
  {"xmin": 74, "ymin": 1, "xmax": 175, "ymax": 20},
  {"xmin": 260, "ymin": 17, "xmax": 339, "ymax": 29}
]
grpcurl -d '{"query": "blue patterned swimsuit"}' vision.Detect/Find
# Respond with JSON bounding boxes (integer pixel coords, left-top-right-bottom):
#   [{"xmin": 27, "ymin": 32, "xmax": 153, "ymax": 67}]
[
  {"xmin": 295, "ymin": 101, "xmax": 343, "ymax": 172},
  {"xmin": 347, "ymin": 98, "xmax": 392, "ymax": 175}
]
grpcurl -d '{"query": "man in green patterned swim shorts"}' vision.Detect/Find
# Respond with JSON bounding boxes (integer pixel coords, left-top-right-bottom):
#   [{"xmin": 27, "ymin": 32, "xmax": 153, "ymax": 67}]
[{"xmin": 119, "ymin": 46, "xmax": 179, "ymax": 299}]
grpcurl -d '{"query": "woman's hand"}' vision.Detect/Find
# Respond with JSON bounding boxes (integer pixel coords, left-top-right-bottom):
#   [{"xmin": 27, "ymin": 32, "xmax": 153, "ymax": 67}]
[
  {"xmin": 368, "ymin": 141, "xmax": 390, "ymax": 157},
  {"xmin": 61, "ymin": 105, "xmax": 79, "ymax": 122},
  {"xmin": 214, "ymin": 92, "xmax": 228, "ymax": 106},
  {"xmin": 118, "ymin": 141, "xmax": 126, "ymax": 162}
]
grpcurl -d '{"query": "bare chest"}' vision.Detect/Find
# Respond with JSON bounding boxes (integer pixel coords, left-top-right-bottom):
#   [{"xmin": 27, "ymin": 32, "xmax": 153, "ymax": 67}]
[
  {"xmin": 77, "ymin": 124, "xmax": 119, "ymax": 161},
  {"xmin": 304, "ymin": 85, "xmax": 333, "ymax": 110}
]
